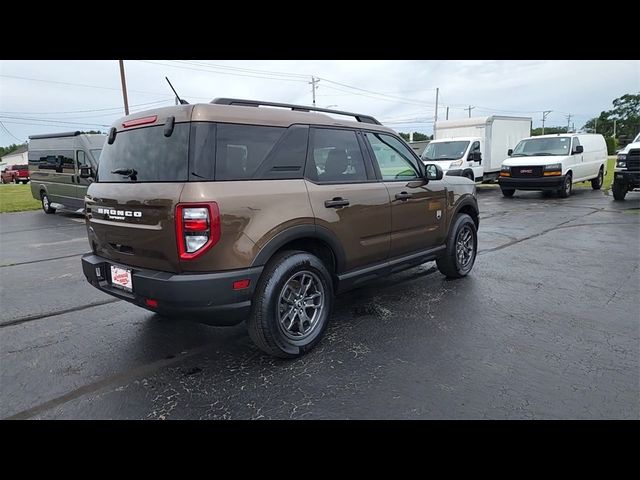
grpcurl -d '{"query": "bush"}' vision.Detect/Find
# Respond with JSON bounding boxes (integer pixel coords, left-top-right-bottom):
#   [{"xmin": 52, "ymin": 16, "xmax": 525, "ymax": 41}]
[{"xmin": 605, "ymin": 137, "xmax": 618, "ymax": 155}]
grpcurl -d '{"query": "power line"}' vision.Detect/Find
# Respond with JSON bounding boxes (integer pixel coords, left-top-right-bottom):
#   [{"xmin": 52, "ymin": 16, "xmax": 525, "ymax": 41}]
[
  {"xmin": 0, "ymin": 121, "xmax": 24, "ymax": 142},
  {"xmin": 0, "ymin": 99, "xmax": 170, "ymax": 116},
  {"xmin": 168, "ymin": 60, "xmax": 309, "ymax": 79},
  {"xmin": 137, "ymin": 60, "xmax": 310, "ymax": 84},
  {"xmin": 320, "ymin": 84, "xmax": 436, "ymax": 107},
  {"xmin": 0, "ymin": 115, "xmax": 110, "ymax": 128}
]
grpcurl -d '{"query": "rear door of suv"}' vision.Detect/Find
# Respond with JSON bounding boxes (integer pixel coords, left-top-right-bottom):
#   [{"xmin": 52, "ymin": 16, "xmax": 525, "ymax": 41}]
[
  {"xmin": 363, "ymin": 131, "xmax": 447, "ymax": 256},
  {"xmin": 304, "ymin": 127, "xmax": 391, "ymax": 272}
]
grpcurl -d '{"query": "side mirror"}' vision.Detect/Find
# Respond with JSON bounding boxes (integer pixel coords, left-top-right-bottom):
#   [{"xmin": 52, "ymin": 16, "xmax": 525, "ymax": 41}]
[
  {"xmin": 469, "ymin": 152, "xmax": 482, "ymax": 163},
  {"xmin": 507, "ymin": 149, "xmax": 513, "ymax": 156},
  {"xmin": 79, "ymin": 165, "xmax": 94, "ymax": 178},
  {"xmin": 573, "ymin": 145, "xmax": 584, "ymax": 154},
  {"xmin": 424, "ymin": 163, "xmax": 443, "ymax": 181}
]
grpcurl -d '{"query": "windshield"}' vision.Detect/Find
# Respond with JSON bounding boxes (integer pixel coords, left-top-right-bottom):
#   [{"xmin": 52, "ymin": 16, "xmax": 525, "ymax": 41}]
[
  {"xmin": 512, "ymin": 137, "xmax": 571, "ymax": 157},
  {"xmin": 422, "ymin": 141, "xmax": 469, "ymax": 161},
  {"xmin": 90, "ymin": 149, "xmax": 102, "ymax": 161},
  {"xmin": 97, "ymin": 124, "xmax": 189, "ymax": 182},
  {"xmin": 634, "ymin": 133, "xmax": 640, "ymax": 143}
]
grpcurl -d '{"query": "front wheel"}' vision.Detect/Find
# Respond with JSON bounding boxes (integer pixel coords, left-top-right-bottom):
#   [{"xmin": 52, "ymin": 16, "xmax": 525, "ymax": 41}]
[
  {"xmin": 437, "ymin": 213, "xmax": 477, "ymax": 279},
  {"xmin": 248, "ymin": 250, "xmax": 334, "ymax": 358},
  {"xmin": 13, "ymin": 177, "xmax": 19, "ymax": 184},
  {"xmin": 558, "ymin": 173, "xmax": 572, "ymax": 198},
  {"xmin": 41, "ymin": 192, "xmax": 56, "ymax": 214},
  {"xmin": 591, "ymin": 168, "xmax": 604, "ymax": 190},
  {"xmin": 612, "ymin": 182, "xmax": 627, "ymax": 201},
  {"xmin": 501, "ymin": 188, "xmax": 515, "ymax": 198}
]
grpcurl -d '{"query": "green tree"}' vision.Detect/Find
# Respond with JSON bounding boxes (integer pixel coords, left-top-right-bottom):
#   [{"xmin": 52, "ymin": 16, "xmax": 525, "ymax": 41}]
[
  {"xmin": 531, "ymin": 126, "xmax": 568, "ymax": 136},
  {"xmin": 0, "ymin": 144, "xmax": 20, "ymax": 158},
  {"xmin": 399, "ymin": 132, "xmax": 432, "ymax": 141},
  {"xmin": 583, "ymin": 93, "xmax": 640, "ymax": 142}
]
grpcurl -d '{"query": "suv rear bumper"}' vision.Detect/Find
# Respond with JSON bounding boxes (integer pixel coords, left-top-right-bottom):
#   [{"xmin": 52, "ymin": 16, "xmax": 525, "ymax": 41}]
[
  {"xmin": 498, "ymin": 175, "xmax": 565, "ymax": 190},
  {"xmin": 81, "ymin": 254, "xmax": 263, "ymax": 325}
]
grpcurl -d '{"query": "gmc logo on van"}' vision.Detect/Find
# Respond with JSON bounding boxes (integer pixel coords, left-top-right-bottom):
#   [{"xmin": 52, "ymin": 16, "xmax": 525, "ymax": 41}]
[{"xmin": 96, "ymin": 207, "xmax": 142, "ymax": 220}]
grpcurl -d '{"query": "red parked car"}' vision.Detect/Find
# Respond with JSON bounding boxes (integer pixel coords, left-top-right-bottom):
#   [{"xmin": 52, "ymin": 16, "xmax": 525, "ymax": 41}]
[{"xmin": 1, "ymin": 165, "xmax": 30, "ymax": 184}]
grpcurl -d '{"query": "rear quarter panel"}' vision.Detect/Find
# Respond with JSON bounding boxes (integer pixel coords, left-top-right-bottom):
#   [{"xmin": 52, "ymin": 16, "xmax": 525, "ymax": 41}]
[{"xmin": 179, "ymin": 180, "xmax": 314, "ymax": 271}]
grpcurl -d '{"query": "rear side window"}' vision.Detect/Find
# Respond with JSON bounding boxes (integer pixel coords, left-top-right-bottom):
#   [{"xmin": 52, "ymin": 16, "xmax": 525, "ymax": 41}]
[
  {"xmin": 215, "ymin": 124, "xmax": 284, "ymax": 180},
  {"xmin": 306, "ymin": 128, "xmax": 369, "ymax": 183},
  {"xmin": 97, "ymin": 124, "xmax": 189, "ymax": 182},
  {"xmin": 29, "ymin": 150, "xmax": 74, "ymax": 172}
]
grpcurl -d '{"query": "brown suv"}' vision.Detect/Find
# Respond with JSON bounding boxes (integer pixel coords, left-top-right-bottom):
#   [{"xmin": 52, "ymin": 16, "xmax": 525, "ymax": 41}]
[{"xmin": 81, "ymin": 99, "xmax": 479, "ymax": 358}]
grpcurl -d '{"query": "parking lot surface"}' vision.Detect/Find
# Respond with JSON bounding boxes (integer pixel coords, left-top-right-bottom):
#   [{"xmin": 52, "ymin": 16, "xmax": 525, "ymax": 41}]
[{"xmin": 1, "ymin": 187, "xmax": 638, "ymax": 419}]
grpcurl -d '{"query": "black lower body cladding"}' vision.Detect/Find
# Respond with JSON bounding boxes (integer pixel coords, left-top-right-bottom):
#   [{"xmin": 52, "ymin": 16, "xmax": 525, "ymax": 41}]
[
  {"xmin": 498, "ymin": 175, "xmax": 566, "ymax": 191},
  {"xmin": 81, "ymin": 254, "xmax": 263, "ymax": 325}
]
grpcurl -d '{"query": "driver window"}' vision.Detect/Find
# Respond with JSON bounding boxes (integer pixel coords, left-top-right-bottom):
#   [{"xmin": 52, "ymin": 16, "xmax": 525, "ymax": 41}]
[
  {"xmin": 76, "ymin": 150, "xmax": 88, "ymax": 170},
  {"xmin": 572, "ymin": 137, "xmax": 581, "ymax": 153},
  {"xmin": 365, "ymin": 132, "xmax": 419, "ymax": 181}
]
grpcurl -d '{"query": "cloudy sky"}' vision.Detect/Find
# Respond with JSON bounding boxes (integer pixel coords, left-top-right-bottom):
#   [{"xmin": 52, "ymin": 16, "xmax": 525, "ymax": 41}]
[{"xmin": 0, "ymin": 60, "xmax": 638, "ymax": 145}]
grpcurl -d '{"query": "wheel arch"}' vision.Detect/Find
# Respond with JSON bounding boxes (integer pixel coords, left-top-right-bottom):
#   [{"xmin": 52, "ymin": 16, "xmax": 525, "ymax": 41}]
[{"xmin": 251, "ymin": 225, "xmax": 346, "ymax": 276}]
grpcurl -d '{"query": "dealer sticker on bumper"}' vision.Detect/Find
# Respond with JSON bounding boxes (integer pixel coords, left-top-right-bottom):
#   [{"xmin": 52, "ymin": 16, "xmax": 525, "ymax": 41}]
[{"xmin": 110, "ymin": 265, "xmax": 133, "ymax": 291}]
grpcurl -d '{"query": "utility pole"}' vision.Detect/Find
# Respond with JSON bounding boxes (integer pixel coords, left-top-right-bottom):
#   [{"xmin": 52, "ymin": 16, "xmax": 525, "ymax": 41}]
[
  {"xmin": 594, "ymin": 117, "xmax": 597, "ymax": 133},
  {"xmin": 466, "ymin": 105, "xmax": 475, "ymax": 118},
  {"xmin": 566, "ymin": 114, "xmax": 573, "ymax": 133},
  {"xmin": 309, "ymin": 76, "xmax": 319, "ymax": 107},
  {"xmin": 541, "ymin": 110, "xmax": 552, "ymax": 135},
  {"xmin": 118, "ymin": 60, "xmax": 130, "ymax": 115},
  {"xmin": 446, "ymin": 106, "xmax": 449, "ymax": 120},
  {"xmin": 434, "ymin": 87, "xmax": 439, "ymax": 137}
]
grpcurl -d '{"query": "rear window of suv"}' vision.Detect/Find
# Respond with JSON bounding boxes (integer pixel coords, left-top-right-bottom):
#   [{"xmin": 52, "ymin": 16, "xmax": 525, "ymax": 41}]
[
  {"xmin": 97, "ymin": 121, "xmax": 308, "ymax": 183},
  {"xmin": 98, "ymin": 124, "xmax": 190, "ymax": 182}
]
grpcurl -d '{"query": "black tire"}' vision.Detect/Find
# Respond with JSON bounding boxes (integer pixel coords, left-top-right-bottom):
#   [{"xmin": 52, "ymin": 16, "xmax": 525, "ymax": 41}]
[
  {"xmin": 591, "ymin": 167, "xmax": 604, "ymax": 190},
  {"xmin": 13, "ymin": 177, "xmax": 19, "ymax": 184},
  {"xmin": 22, "ymin": 180, "xmax": 28, "ymax": 185},
  {"xmin": 436, "ymin": 213, "xmax": 477, "ymax": 279},
  {"xmin": 248, "ymin": 250, "xmax": 334, "ymax": 358},
  {"xmin": 558, "ymin": 172, "xmax": 572, "ymax": 198},
  {"xmin": 612, "ymin": 182, "xmax": 627, "ymax": 201},
  {"xmin": 501, "ymin": 188, "xmax": 515, "ymax": 197},
  {"xmin": 41, "ymin": 192, "xmax": 56, "ymax": 214},
  {"xmin": 1, "ymin": 177, "xmax": 5, "ymax": 184}
]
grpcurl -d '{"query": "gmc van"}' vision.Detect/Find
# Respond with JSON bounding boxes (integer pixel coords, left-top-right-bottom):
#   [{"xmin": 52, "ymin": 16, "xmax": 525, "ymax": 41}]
[{"xmin": 498, "ymin": 133, "xmax": 607, "ymax": 198}]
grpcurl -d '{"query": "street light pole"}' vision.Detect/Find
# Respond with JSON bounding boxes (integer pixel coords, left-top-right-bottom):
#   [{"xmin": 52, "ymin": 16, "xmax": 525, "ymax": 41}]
[{"xmin": 542, "ymin": 110, "xmax": 552, "ymax": 135}]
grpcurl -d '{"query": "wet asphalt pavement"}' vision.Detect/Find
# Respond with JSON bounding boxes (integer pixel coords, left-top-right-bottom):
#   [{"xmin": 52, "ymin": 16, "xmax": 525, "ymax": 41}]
[{"xmin": 1, "ymin": 186, "xmax": 638, "ymax": 419}]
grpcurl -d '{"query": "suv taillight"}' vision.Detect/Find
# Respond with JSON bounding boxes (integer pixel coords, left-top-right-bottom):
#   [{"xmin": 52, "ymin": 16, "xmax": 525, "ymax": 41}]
[{"xmin": 175, "ymin": 202, "xmax": 221, "ymax": 260}]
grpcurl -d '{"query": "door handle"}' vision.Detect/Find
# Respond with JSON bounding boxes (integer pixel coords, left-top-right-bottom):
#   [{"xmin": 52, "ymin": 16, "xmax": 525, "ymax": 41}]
[
  {"xmin": 324, "ymin": 197, "xmax": 350, "ymax": 208},
  {"xmin": 395, "ymin": 191, "xmax": 412, "ymax": 201}
]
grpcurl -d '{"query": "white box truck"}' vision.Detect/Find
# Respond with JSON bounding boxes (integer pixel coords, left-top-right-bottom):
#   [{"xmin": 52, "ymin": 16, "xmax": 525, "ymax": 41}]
[{"xmin": 421, "ymin": 116, "xmax": 532, "ymax": 182}]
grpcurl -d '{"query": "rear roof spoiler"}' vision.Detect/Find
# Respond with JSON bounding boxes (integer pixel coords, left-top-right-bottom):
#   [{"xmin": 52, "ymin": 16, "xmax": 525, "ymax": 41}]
[
  {"xmin": 28, "ymin": 131, "xmax": 81, "ymax": 140},
  {"xmin": 211, "ymin": 98, "xmax": 381, "ymax": 125}
]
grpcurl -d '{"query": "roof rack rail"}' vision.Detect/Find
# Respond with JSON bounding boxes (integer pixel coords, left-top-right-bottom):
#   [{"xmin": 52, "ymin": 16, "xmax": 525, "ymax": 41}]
[
  {"xmin": 28, "ymin": 131, "xmax": 81, "ymax": 140},
  {"xmin": 211, "ymin": 98, "xmax": 381, "ymax": 125}
]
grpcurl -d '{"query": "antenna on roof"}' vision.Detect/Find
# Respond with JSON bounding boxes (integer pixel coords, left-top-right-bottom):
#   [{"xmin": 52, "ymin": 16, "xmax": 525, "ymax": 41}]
[{"xmin": 165, "ymin": 77, "xmax": 189, "ymax": 105}]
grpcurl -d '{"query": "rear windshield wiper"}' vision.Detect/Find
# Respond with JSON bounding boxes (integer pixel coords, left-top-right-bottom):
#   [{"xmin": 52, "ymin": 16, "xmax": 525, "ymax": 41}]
[{"xmin": 111, "ymin": 168, "xmax": 138, "ymax": 180}]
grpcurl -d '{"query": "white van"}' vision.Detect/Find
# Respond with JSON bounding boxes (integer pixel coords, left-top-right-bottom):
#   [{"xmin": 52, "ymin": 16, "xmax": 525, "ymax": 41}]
[{"xmin": 498, "ymin": 133, "xmax": 608, "ymax": 198}]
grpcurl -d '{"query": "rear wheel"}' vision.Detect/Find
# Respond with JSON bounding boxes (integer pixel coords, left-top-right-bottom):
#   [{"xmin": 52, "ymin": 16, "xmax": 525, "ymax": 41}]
[
  {"xmin": 558, "ymin": 172, "xmax": 572, "ymax": 198},
  {"xmin": 41, "ymin": 192, "xmax": 56, "ymax": 214},
  {"xmin": 436, "ymin": 213, "xmax": 477, "ymax": 279},
  {"xmin": 591, "ymin": 168, "xmax": 604, "ymax": 190},
  {"xmin": 501, "ymin": 188, "xmax": 515, "ymax": 197},
  {"xmin": 13, "ymin": 177, "xmax": 19, "ymax": 184},
  {"xmin": 248, "ymin": 250, "xmax": 333, "ymax": 358},
  {"xmin": 612, "ymin": 182, "xmax": 627, "ymax": 201}
]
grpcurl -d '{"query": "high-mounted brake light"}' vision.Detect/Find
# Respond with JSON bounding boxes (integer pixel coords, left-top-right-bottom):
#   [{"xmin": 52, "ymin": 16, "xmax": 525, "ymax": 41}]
[
  {"xmin": 176, "ymin": 202, "xmax": 221, "ymax": 260},
  {"xmin": 122, "ymin": 115, "xmax": 157, "ymax": 128}
]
